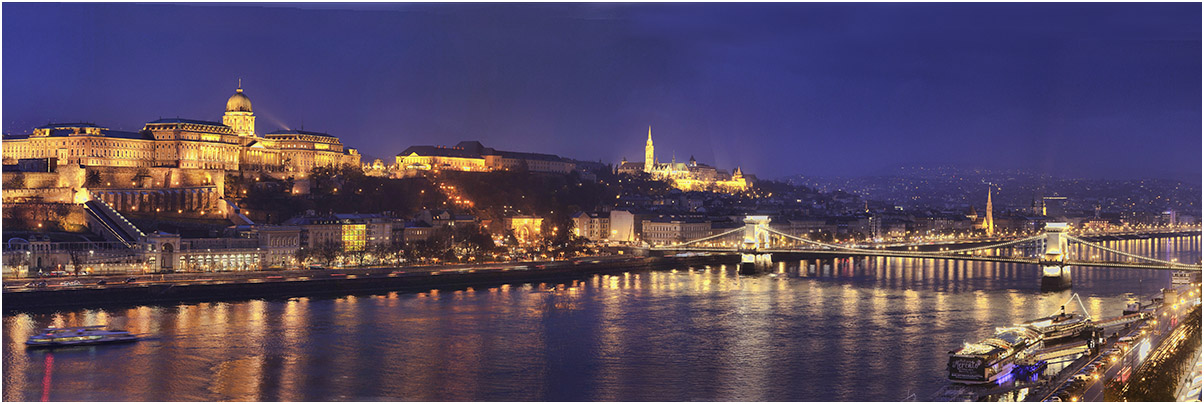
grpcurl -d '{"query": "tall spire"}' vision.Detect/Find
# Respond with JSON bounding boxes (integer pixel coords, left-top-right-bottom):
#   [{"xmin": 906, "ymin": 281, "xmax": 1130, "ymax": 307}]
[
  {"xmin": 237, "ymin": 78, "xmax": 243, "ymax": 93},
  {"xmin": 644, "ymin": 126, "xmax": 655, "ymax": 174},
  {"xmin": 985, "ymin": 185, "xmax": 995, "ymax": 236}
]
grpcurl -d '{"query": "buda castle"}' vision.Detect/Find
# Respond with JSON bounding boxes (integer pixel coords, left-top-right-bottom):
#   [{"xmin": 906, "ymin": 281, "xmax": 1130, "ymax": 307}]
[
  {"xmin": 2, "ymin": 83, "xmax": 360, "ymax": 176},
  {"xmin": 616, "ymin": 127, "xmax": 749, "ymax": 192}
]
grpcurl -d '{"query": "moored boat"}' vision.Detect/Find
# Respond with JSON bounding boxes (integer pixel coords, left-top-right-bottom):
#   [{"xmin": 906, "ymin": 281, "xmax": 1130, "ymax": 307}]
[
  {"xmin": 947, "ymin": 326, "xmax": 1041, "ymax": 384},
  {"xmin": 25, "ymin": 325, "xmax": 139, "ymax": 348},
  {"xmin": 1022, "ymin": 311, "xmax": 1091, "ymax": 343}
]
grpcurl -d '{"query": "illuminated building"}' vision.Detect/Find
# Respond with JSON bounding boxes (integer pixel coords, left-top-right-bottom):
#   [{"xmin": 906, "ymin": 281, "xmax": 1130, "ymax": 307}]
[
  {"xmin": 415, "ymin": 209, "xmax": 479, "ymax": 229},
  {"xmin": 503, "ymin": 216, "xmax": 543, "ymax": 244},
  {"xmin": 641, "ymin": 215, "xmax": 711, "ymax": 246},
  {"xmin": 572, "ymin": 211, "xmax": 611, "ymax": 241},
  {"xmin": 394, "ymin": 140, "xmax": 574, "ymax": 176},
  {"xmin": 284, "ymin": 213, "xmax": 393, "ymax": 251},
  {"xmin": 2, "ymin": 83, "xmax": 361, "ymax": 176},
  {"xmin": 140, "ymin": 227, "xmax": 302, "ymax": 272},
  {"xmin": 616, "ymin": 127, "xmax": 749, "ymax": 192}
]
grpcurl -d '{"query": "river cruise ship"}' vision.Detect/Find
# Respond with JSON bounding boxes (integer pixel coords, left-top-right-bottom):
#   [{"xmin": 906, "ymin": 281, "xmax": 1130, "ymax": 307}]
[
  {"xmin": 25, "ymin": 326, "xmax": 139, "ymax": 347},
  {"xmin": 947, "ymin": 326, "xmax": 1041, "ymax": 384},
  {"xmin": 1022, "ymin": 311, "xmax": 1091, "ymax": 344}
]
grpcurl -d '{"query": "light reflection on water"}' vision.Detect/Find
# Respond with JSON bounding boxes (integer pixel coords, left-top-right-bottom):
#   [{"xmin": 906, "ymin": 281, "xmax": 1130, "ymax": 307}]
[{"xmin": 2, "ymin": 235, "xmax": 1198, "ymax": 401}]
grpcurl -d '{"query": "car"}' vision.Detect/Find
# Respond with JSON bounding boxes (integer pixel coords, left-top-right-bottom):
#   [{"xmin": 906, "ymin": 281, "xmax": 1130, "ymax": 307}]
[
  {"xmin": 1056, "ymin": 391, "xmax": 1072, "ymax": 401},
  {"xmin": 24, "ymin": 281, "xmax": 48, "ymax": 288},
  {"xmin": 122, "ymin": 277, "xmax": 137, "ymax": 284},
  {"xmin": 60, "ymin": 281, "xmax": 81, "ymax": 287},
  {"xmin": 96, "ymin": 280, "xmax": 107, "ymax": 285}
]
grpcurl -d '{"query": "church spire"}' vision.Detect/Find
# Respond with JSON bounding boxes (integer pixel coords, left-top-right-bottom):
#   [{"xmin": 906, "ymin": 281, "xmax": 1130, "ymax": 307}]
[
  {"xmin": 644, "ymin": 126, "xmax": 655, "ymax": 173},
  {"xmin": 985, "ymin": 185, "xmax": 995, "ymax": 236}
]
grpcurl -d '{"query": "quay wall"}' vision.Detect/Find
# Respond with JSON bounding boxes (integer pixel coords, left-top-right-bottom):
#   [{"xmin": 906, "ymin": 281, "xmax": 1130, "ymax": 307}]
[{"xmin": 2, "ymin": 254, "xmax": 738, "ymax": 311}]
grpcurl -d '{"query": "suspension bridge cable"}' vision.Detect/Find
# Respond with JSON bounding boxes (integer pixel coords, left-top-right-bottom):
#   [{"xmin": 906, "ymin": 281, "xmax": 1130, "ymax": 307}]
[
  {"xmin": 1064, "ymin": 235, "xmax": 1199, "ymax": 268},
  {"xmin": 760, "ymin": 226, "xmax": 1044, "ymax": 256},
  {"xmin": 664, "ymin": 226, "xmax": 745, "ymax": 248},
  {"xmin": 939, "ymin": 234, "xmax": 1046, "ymax": 254}
]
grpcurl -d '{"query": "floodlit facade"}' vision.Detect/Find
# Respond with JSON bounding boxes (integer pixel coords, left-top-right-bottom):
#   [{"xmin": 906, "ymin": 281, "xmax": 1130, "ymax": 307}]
[
  {"xmin": 285, "ymin": 213, "xmax": 393, "ymax": 251},
  {"xmin": 616, "ymin": 127, "xmax": 749, "ymax": 192},
  {"xmin": 504, "ymin": 216, "xmax": 543, "ymax": 244},
  {"xmin": 2, "ymin": 84, "xmax": 360, "ymax": 176},
  {"xmin": 395, "ymin": 141, "xmax": 574, "ymax": 175},
  {"xmin": 572, "ymin": 211, "xmax": 611, "ymax": 241},
  {"xmin": 641, "ymin": 215, "xmax": 712, "ymax": 246}
]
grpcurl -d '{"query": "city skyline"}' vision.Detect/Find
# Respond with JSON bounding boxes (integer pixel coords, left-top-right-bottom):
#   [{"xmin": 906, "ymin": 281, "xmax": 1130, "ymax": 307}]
[{"xmin": 3, "ymin": 2, "xmax": 1200, "ymax": 182}]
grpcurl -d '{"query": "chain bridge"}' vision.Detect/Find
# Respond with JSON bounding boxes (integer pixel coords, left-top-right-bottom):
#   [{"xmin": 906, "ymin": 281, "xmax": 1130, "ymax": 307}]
[{"xmin": 650, "ymin": 216, "xmax": 1201, "ymax": 289}]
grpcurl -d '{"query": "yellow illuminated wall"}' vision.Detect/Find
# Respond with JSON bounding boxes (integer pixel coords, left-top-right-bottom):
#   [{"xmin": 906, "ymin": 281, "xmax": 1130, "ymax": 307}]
[{"xmin": 342, "ymin": 224, "xmax": 367, "ymax": 251}]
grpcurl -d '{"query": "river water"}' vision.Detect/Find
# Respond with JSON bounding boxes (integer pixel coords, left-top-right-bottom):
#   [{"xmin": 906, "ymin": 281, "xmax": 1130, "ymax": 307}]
[{"xmin": 3, "ymin": 235, "xmax": 1199, "ymax": 401}]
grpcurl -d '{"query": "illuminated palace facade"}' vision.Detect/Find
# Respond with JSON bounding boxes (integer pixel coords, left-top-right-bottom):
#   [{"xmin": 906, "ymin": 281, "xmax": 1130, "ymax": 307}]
[
  {"xmin": 394, "ymin": 140, "xmax": 575, "ymax": 176},
  {"xmin": 616, "ymin": 127, "xmax": 749, "ymax": 192},
  {"xmin": 2, "ymin": 85, "xmax": 360, "ymax": 175}
]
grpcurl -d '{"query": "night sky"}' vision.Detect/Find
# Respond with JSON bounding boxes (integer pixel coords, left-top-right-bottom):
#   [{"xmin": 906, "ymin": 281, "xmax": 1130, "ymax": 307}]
[{"xmin": 3, "ymin": 3, "xmax": 1200, "ymax": 181}]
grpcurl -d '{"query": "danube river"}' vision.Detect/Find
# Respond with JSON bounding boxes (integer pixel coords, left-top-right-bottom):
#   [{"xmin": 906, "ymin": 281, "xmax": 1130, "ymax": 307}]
[{"xmin": 3, "ymin": 235, "xmax": 1199, "ymax": 401}]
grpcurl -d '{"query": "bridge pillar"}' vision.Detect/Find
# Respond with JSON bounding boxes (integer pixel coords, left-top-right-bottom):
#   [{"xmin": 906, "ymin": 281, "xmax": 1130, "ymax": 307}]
[
  {"xmin": 739, "ymin": 253, "xmax": 772, "ymax": 274},
  {"xmin": 738, "ymin": 216, "xmax": 773, "ymax": 274},
  {"xmin": 1041, "ymin": 223, "xmax": 1072, "ymax": 290},
  {"xmin": 742, "ymin": 215, "xmax": 771, "ymax": 251}
]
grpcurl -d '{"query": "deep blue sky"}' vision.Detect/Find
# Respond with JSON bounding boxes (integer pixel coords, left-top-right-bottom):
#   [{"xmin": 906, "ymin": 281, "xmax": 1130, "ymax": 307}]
[{"xmin": 3, "ymin": 3, "xmax": 1200, "ymax": 181}]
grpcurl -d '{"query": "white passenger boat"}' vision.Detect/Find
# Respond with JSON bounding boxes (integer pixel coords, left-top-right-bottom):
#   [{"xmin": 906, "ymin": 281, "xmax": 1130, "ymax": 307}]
[
  {"xmin": 947, "ymin": 326, "xmax": 1041, "ymax": 384},
  {"xmin": 25, "ymin": 325, "xmax": 139, "ymax": 347}
]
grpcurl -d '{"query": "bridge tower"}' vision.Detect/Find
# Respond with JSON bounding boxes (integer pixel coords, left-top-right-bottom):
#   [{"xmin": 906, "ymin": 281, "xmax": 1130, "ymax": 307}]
[
  {"xmin": 1040, "ymin": 222, "xmax": 1072, "ymax": 290},
  {"xmin": 740, "ymin": 215, "xmax": 773, "ymax": 273}
]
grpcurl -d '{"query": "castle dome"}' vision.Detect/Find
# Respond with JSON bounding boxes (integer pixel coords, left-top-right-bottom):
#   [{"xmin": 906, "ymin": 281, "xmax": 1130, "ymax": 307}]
[{"xmin": 226, "ymin": 87, "xmax": 252, "ymax": 113}]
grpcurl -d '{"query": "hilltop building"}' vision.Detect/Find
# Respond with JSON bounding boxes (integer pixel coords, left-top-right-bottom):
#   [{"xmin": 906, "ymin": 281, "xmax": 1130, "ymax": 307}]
[
  {"xmin": 2, "ymin": 83, "xmax": 361, "ymax": 176},
  {"xmin": 615, "ymin": 127, "xmax": 749, "ymax": 192},
  {"xmin": 394, "ymin": 140, "xmax": 574, "ymax": 176}
]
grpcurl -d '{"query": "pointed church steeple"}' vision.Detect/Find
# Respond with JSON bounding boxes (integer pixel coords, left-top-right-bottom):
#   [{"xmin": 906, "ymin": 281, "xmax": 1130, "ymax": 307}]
[
  {"xmin": 985, "ymin": 185, "xmax": 995, "ymax": 236},
  {"xmin": 644, "ymin": 126, "xmax": 655, "ymax": 173}
]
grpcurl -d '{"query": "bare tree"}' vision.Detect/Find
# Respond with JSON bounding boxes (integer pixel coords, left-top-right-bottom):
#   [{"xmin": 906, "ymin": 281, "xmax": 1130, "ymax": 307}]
[
  {"xmin": 64, "ymin": 244, "xmax": 88, "ymax": 276},
  {"xmin": 314, "ymin": 240, "xmax": 342, "ymax": 266},
  {"xmin": 294, "ymin": 247, "xmax": 311, "ymax": 267}
]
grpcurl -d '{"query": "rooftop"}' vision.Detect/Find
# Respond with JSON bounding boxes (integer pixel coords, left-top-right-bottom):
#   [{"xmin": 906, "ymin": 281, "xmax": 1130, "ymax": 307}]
[{"xmin": 146, "ymin": 118, "xmax": 230, "ymax": 127}]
